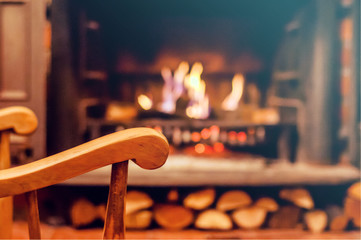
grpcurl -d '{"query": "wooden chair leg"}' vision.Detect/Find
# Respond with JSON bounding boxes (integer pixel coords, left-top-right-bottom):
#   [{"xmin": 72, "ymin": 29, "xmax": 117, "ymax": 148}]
[
  {"xmin": 25, "ymin": 190, "xmax": 41, "ymax": 239},
  {"xmin": 0, "ymin": 131, "xmax": 12, "ymax": 239},
  {"xmin": 103, "ymin": 161, "xmax": 128, "ymax": 239},
  {"xmin": 0, "ymin": 196, "xmax": 12, "ymax": 239}
]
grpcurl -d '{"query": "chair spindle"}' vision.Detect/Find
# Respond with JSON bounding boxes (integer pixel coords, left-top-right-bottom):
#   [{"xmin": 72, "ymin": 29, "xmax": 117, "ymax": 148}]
[
  {"xmin": 25, "ymin": 190, "xmax": 41, "ymax": 239},
  {"xmin": 103, "ymin": 161, "xmax": 129, "ymax": 239},
  {"xmin": 0, "ymin": 131, "xmax": 12, "ymax": 239}
]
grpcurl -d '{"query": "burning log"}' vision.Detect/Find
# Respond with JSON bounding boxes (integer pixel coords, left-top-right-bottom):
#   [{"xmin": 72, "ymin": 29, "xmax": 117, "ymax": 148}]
[
  {"xmin": 125, "ymin": 210, "xmax": 153, "ymax": 229},
  {"xmin": 70, "ymin": 198, "xmax": 105, "ymax": 227},
  {"xmin": 216, "ymin": 190, "xmax": 252, "ymax": 211},
  {"xmin": 232, "ymin": 206, "xmax": 267, "ymax": 229},
  {"xmin": 304, "ymin": 210, "xmax": 328, "ymax": 233},
  {"xmin": 195, "ymin": 209, "xmax": 233, "ymax": 230},
  {"xmin": 154, "ymin": 204, "xmax": 194, "ymax": 230},
  {"xmin": 126, "ymin": 190, "xmax": 153, "ymax": 214},
  {"xmin": 268, "ymin": 205, "xmax": 302, "ymax": 229},
  {"xmin": 279, "ymin": 188, "xmax": 314, "ymax": 209},
  {"xmin": 254, "ymin": 197, "xmax": 279, "ymax": 212},
  {"xmin": 183, "ymin": 188, "xmax": 216, "ymax": 210}
]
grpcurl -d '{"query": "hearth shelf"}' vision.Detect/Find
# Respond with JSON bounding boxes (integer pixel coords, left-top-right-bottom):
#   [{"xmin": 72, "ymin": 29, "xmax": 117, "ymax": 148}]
[{"xmin": 62, "ymin": 155, "xmax": 360, "ymax": 186}]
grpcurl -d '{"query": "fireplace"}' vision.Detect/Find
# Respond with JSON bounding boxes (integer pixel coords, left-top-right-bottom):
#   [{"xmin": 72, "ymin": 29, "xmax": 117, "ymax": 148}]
[
  {"xmin": 48, "ymin": 0, "xmax": 305, "ymax": 163},
  {"xmin": 1, "ymin": 0, "xmax": 358, "ymax": 237},
  {"xmin": 48, "ymin": 0, "xmax": 360, "ymax": 185}
]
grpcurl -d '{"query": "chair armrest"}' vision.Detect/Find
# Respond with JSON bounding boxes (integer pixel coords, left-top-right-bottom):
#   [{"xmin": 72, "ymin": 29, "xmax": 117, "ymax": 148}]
[
  {"xmin": 0, "ymin": 106, "xmax": 37, "ymax": 135},
  {"xmin": 0, "ymin": 128, "xmax": 169, "ymax": 197}
]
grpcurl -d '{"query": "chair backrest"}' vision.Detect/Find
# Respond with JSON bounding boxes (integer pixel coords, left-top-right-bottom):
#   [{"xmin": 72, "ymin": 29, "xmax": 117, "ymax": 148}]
[
  {"xmin": 0, "ymin": 107, "xmax": 38, "ymax": 239},
  {"xmin": 0, "ymin": 107, "xmax": 169, "ymax": 239}
]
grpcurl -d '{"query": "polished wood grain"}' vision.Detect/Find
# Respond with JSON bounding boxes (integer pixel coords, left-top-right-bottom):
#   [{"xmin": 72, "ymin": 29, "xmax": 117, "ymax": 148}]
[
  {"xmin": 0, "ymin": 131, "xmax": 13, "ymax": 239},
  {"xmin": 0, "ymin": 106, "xmax": 37, "ymax": 135},
  {"xmin": 0, "ymin": 196, "xmax": 12, "ymax": 239},
  {"xmin": 0, "ymin": 128, "xmax": 169, "ymax": 198},
  {"xmin": 0, "ymin": 107, "xmax": 37, "ymax": 239},
  {"xmin": 103, "ymin": 161, "xmax": 128, "ymax": 239},
  {"xmin": 25, "ymin": 190, "xmax": 41, "ymax": 239}
]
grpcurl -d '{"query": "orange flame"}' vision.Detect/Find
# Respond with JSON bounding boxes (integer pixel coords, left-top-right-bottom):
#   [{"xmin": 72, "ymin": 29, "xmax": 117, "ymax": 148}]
[
  {"xmin": 222, "ymin": 73, "xmax": 245, "ymax": 111},
  {"xmin": 185, "ymin": 62, "xmax": 210, "ymax": 119},
  {"xmin": 158, "ymin": 62, "xmax": 189, "ymax": 114},
  {"xmin": 138, "ymin": 94, "xmax": 153, "ymax": 110}
]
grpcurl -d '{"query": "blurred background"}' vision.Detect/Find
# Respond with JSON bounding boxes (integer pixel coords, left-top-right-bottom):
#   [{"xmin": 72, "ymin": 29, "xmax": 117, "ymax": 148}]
[{"xmin": 0, "ymin": 0, "xmax": 360, "ymax": 238}]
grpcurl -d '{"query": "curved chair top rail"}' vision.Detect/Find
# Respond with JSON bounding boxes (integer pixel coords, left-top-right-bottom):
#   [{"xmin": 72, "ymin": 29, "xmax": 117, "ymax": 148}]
[
  {"xmin": 0, "ymin": 106, "xmax": 38, "ymax": 135},
  {"xmin": 0, "ymin": 128, "xmax": 169, "ymax": 198}
]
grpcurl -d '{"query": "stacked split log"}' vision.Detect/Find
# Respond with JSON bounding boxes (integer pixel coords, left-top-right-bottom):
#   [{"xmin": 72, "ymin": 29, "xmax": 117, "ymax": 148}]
[
  {"xmin": 68, "ymin": 182, "xmax": 361, "ymax": 233},
  {"xmin": 125, "ymin": 191, "xmax": 154, "ymax": 229},
  {"xmin": 326, "ymin": 205, "xmax": 349, "ymax": 232},
  {"xmin": 191, "ymin": 188, "xmax": 233, "ymax": 230},
  {"xmin": 304, "ymin": 210, "xmax": 328, "ymax": 233},
  {"xmin": 70, "ymin": 198, "xmax": 106, "ymax": 227},
  {"xmin": 154, "ymin": 204, "xmax": 194, "ymax": 230},
  {"xmin": 195, "ymin": 209, "xmax": 232, "ymax": 230}
]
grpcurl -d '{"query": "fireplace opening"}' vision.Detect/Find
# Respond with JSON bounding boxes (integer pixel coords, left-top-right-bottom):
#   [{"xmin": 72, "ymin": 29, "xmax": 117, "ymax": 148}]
[
  {"xmin": 49, "ymin": 0, "xmax": 313, "ymax": 164},
  {"xmin": 48, "ymin": 0, "xmax": 360, "ymax": 186}
]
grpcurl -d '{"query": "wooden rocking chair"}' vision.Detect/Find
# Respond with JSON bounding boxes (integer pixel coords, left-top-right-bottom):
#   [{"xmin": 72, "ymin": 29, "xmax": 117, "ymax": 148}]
[{"xmin": 0, "ymin": 107, "xmax": 169, "ymax": 239}]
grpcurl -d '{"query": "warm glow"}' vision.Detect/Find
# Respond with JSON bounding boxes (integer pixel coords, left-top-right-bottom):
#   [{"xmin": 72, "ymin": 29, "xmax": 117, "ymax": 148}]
[
  {"xmin": 237, "ymin": 132, "xmax": 247, "ymax": 142},
  {"xmin": 221, "ymin": 73, "xmax": 245, "ymax": 111},
  {"xmin": 195, "ymin": 143, "xmax": 206, "ymax": 154},
  {"xmin": 228, "ymin": 131, "xmax": 237, "ymax": 141},
  {"xmin": 191, "ymin": 132, "xmax": 201, "ymax": 142},
  {"xmin": 201, "ymin": 128, "xmax": 211, "ymax": 139},
  {"xmin": 210, "ymin": 125, "xmax": 220, "ymax": 133},
  {"xmin": 173, "ymin": 61, "xmax": 189, "ymax": 98},
  {"xmin": 138, "ymin": 94, "xmax": 153, "ymax": 110},
  {"xmin": 159, "ymin": 62, "xmax": 189, "ymax": 114},
  {"xmin": 185, "ymin": 62, "xmax": 210, "ymax": 119},
  {"xmin": 213, "ymin": 142, "xmax": 224, "ymax": 153},
  {"xmin": 210, "ymin": 125, "xmax": 220, "ymax": 142}
]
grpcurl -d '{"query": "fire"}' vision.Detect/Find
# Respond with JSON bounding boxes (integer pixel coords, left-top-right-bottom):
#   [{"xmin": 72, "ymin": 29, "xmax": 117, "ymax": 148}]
[
  {"xmin": 185, "ymin": 62, "xmax": 210, "ymax": 119},
  {"xmin": 221, "ymin": 73, "xmax": 245, "ymax": 111},
  {"xmin": 158, "ymin": 61, "xmax": 189, "ymax": 114},
  {"xmin": 153, "ymin": 61, "xmax": 211, "ymax": 119},
  {"xmin": 138, "ymin": 94, "xmax": 153, "ymax": 110}
]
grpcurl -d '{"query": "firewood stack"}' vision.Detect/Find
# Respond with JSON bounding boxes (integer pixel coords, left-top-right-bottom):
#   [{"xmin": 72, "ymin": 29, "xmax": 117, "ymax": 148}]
[{"xmin": 68, "ymin": 182, "xmax": 361, "ymax": 232}]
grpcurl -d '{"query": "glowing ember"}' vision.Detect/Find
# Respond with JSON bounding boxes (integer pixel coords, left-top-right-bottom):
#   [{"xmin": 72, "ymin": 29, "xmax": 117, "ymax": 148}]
[
  {"xmin": 185, "ymin": 62, "xmax": 210, "ymax": 119},
  {"xmin": 138, "ymin": 94, "xmax": 153, "ymax": 110},
  {"xmin": 158, "ymin": 62, "xmax": 189, "ymax": 114},
  {"xmin": 191, "ymin": 132, "xmax": 201, "ymax": 142},
  {"xmin": 221, "ymin": 73, "xmax": 245, "ymax": 111},
  {"xmin": 210, "ymin": 125, "xmax": 220, "ymax": 142},
  {"xmin": 237, "ymin": 132, "xmax": 247, "ymax": 142},
  {"xmin": 195, "ymin": 143, "xmax": 206, "ymax": 154},
  {"xmin": 213, "ymin": 142, "xmax": 224, "ymax": 153},
  {"xmin": 201, "ymin": 128, "xmax": 211, "ymax": 139},
  {"xmin": 228, "ymin": 131, "xmax": 237, "ymax": 141}
]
